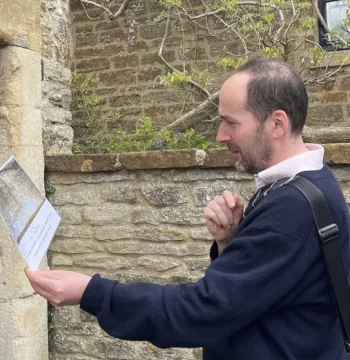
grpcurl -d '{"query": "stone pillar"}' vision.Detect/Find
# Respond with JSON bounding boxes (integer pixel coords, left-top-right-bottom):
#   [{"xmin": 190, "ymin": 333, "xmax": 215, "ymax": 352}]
[{"xmin": 0, "ymin": 1, "xmax": 48, "ymax": 359}]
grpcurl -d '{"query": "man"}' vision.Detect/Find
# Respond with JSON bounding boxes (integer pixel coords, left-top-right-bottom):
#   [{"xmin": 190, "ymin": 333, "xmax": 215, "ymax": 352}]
[{"xmin": 26, "ymin": 58, "xmax": 350, "ymax": 359}]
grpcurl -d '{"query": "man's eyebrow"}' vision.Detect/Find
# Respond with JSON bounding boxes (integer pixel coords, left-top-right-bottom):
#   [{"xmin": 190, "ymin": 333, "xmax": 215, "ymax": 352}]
[{"xmin": 220, "ymin": 114, "xmax": 238, "ymax": 122}]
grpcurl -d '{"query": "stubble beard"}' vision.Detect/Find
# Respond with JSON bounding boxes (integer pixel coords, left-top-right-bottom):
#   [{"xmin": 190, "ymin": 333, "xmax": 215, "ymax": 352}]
[{"xmin": 234, "ymin": 136, "xmax": 273, "ymax": 175}]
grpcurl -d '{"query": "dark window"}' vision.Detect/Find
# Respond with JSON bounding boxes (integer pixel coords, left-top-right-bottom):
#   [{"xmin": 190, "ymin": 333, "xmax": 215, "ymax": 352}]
[{"xmin": 319, "ymin": 0, "xmax": 350, "ymax": 50}]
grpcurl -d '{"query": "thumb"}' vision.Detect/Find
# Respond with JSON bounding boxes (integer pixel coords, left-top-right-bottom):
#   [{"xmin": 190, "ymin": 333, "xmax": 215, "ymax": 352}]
[{"xmin": 233, "ymin": 194, "xmax": 244, "ymax": 223}]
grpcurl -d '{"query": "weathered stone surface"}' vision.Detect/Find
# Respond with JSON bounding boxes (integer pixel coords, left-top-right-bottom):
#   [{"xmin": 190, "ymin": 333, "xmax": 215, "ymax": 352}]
[
  {"xmin": 94, "ymin": 226, "xmax": 133, "ymax": 240},
  {"xmin": 324, "ymin": 143, "xmax": 350, "ymax": 164},
  {"xmin": 189, "ymin": 228, "xmax": 213, "ymax": 241},
  {"xmin": 0, "ymin": 1, "xmax": 40, "ymax": 51},
  {"xmin": 45, "ymin": 154, "xmax": 121, "ymax": 172},
  {"xmin": 135, "ymin": 226, "xmax": 186, "ymax": 241},
  {"xmin": 83, "ymin": 204, "xmax": 131, "ymax": 225},
  {"xmin": 56, "ymin": 321, "xmax": 101, "ymax": 336},
  {"xmin": 332, "ymin": 167, "xmax": 350, "ymax": 181},
  {"xmin": 194, "ymin": 181, "xmax": 239, "ymax": 206},
  {"xmin": 137, "ymin": 256, "xmax": 180, "ymax": 271},
  {"xmin": 342, "ymin": 188, "xmax": 350, "ymax": 204},
  {"xmin": 55, "ymin": 224, "xmax": 94, "ymax": 239},
  {"xmin": 48, "ymin": 171, "xmax": 136, "ymax": 184},
  {"xmin": 50, "ymin": 238, "xmax": 104, "ymax": 253},
  {"xmin": 50, "ymin": 254, "xmax": 74, "ymax": 267},
  {"xmin": 73, "ymin": 254, "xmax": 131, "ymax": 270},
  {"xmin": 101, "ymin": 184, "xmax": 137, "ymax": 203},
  {"xmin": 133, "ymin": 207, "xmax": 158, "ymax": 224},
  {"xmin": 172, "ymin": 169, "xmax": 226, "ymax": 182},
  {"xmin": 141, "ymin": 186, "xmax": 187, "ymax": 206},
  {"xmin": 120, "ymin": 150, "xmax": 197, "ymax": 169},
  {"xmin": 104, "ymin": 241, "xmax": 208, "ymax": 256},
  {"xmin": 225, "ymin": 170, "xmax": 253, "ymax": 180},
  {"xmin": 307, "ymin": 105, "xmax": 344, "ymax": 126},
  {"xmin": 160, "ymin": 207, "xmax": 204, "ymax": 225},
  {"xmin": 183, "ymin": 256, "xmax": 210, "ymax": 272},
  {"xmin": 50, "ymin": 184, "xmax": 99, "ymax": 206},
  {"xmin": 50, "ymin": 306, "xmax": 80, "ymax": 324},
  {"xmin": 204, "ymin": 148, "xmax": 235, "ymax": 167},
  {"xmin": 43, "ymin": 123, "xmax": 73, "ymax": 155},
  {"xmin": 56, "ymin": 206, "xmax": 83, "ymax": 224}
]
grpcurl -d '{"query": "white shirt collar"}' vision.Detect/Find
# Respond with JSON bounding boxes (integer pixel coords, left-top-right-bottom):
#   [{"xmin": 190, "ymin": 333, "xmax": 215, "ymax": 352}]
[{"xmin": 254, "ymin": 143, "xmax": 325, "ymax": 189}]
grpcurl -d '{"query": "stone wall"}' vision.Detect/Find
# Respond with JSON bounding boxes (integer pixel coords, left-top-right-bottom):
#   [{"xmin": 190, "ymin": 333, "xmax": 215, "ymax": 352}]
[
  {"xmin": 45, "ymin": 145, "xmax": 350, "ymax": 360},
  {"xmin": 0, "ymin": 1, "xmax": 48, "ymax": 359},
  {"xmin": 70, "ymin": 0, "xmax": 350, "ymax": 146},
  {"xmin": 41, "ymin": 0, "xmax": 73, "ymax": 154}
]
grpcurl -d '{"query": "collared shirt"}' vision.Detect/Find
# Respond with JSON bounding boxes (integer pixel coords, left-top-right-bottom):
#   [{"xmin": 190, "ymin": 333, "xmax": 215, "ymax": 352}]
[{"xmin": 254, "ymin": 143, "xmax": 324, "ymax": 189}]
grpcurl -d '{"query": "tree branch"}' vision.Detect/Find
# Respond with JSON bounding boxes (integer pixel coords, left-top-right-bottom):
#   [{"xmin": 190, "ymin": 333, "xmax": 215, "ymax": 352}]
[
  {"xmin": 161, "ymin": 91, "xmax": 219, "ymax": 132},
  {"xmin": 158, "ymin": 15, "xmax": 211, "ymax": 98},
  {"xmin": 80, "ymin": 0, "xmax": 130, "ymax": 19}
]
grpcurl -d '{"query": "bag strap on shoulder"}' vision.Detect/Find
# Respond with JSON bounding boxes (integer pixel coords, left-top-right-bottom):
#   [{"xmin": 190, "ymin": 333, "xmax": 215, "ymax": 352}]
[{"xmin": 287, "ymin": 175, "xmax": 350, "ymax": 353}]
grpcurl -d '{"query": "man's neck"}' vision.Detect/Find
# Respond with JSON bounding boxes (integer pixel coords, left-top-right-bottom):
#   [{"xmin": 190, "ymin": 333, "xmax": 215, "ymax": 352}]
[{"xmin": 267, "ymin": 138, "xmax": 308, "ymax": 168}]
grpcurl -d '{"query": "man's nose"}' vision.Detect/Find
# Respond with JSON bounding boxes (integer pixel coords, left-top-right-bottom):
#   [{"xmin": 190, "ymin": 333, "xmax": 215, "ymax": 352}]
[{"xmin": 216, "ymin": 122, "xmax": 231, "ymax": 143}]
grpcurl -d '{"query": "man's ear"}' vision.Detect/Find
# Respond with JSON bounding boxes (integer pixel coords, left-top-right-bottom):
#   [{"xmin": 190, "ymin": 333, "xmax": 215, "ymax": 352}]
[{"xmin": 271, "ymin": 110, "xmax": 289, "ymax": 138}]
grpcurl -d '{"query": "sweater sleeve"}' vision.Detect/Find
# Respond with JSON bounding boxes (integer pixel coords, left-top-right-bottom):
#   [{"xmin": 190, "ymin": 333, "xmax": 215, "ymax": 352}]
[{"xmin": 80, "ymin": 191, "xmax": 314, "ymax": 349}]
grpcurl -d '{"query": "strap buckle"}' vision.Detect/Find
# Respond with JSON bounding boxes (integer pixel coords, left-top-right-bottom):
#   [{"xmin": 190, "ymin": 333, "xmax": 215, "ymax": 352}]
[{"xmin": 318, "ymin": 224, "xmax": 339, "ymax": 244}]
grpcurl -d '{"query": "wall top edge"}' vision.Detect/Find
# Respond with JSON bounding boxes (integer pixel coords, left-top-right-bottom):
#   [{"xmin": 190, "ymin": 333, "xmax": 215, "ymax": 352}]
[{"xmin": 44, "ymin": 144, "xmax": 350, "ymax": 173}]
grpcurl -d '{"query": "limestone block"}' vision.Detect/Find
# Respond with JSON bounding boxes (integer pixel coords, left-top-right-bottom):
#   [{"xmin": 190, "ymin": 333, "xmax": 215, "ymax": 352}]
[
  {"xmin": 141, "ymin": 185, "xmax": 188, "ymax": 206},
  {"xmin": 0, "ymin": 295, "xmax": 47, "ymax": 359},
  {"xmin": 105, "ymin": 241, "xmax": 208, "ymax": 256},
  {"xmin": 43, "ymin": 123, "xmax": 73, "ymax": 155},
  {"xmin": 47, "ymin": 171, "xmax": 136, "ymax": 184},
  {"xmin": 0, "ymin": 47, "xmax": 41, "ymax": 107},
  {"xmin": 135, "ymin": 226, "xmax": 186, "ymax": 241},
  {"xmin": 101, "ymin": 183, "xmax": 137, "ymax": 203},
  {"xmin": 183, "ymin": 256, "xmax": 211, "ymax": 272},
  {"xmin": 83, "ymin": 204, "xmax": 132, "ymax": 225},
  {"xmin": 194, "ymin": 181, "xmax": 240, "ymax": 206},
  {"xmin": 160, "ymin": 206, "xmax": 204, "ymax": 225},
  {"xmin": 137, "ymin": 256, "xmax": 181, "ymax": 272},
  {"xmin": 133, "ymin": 207, "xmax": 158, "ymax": 225},
  {"xmin": 50, "ymin": 253, "xmax": 74, "ymax": 267},
  {"xmin": 50, "ymin": 238, "xmax": 104, "ymax": 254},
  {"xmin": 73, "ymin": 254, "xmax": 131, "ymax": 270},
  {"xmin": 94, "ymin": 226, "xmax": 133, "ymax": 241},
  {"xmin": 172, "ymin": 169, "xmax": 226, "ymax": 182},
  {"xmin": 189, "ymin": 228, "xmax": 214, "ymax": 241},
  {"xmin": 56, "ymin": 206, "xmax": 83, "ymax": 225},
  {"xmin": 0, "ymin": 0, "xmax": 40, "ymax": 51},
  {"xmin": 55, "ymin": 224, "xmax": 94, "ymax": 239},
  {"xmin": 50, "ymin": 183, "xmax": 100, "ymax": 206}
]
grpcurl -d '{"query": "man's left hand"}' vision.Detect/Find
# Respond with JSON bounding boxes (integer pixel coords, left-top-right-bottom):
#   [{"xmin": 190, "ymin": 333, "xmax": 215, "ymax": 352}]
[{"xmin": 25, "ymin": 268, "xmax": 92, "ymax": 306}]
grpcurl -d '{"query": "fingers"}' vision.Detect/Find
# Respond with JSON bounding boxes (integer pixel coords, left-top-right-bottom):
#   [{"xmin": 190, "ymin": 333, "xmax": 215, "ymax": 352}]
[{"xmin": 25, "ymin": 268, "xmax": 61, "ymax": 305}]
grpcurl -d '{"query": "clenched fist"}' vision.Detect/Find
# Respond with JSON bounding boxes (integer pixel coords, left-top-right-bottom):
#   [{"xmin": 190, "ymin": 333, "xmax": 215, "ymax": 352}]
[{"xmin": 204, "ymin": 191, "xmax": 244, "ymax": 254}]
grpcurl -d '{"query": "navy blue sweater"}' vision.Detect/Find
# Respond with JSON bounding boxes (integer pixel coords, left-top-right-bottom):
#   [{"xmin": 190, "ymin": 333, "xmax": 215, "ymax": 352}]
[{"xmin": 80, "ymin": 165, "xmax": 350, "ymax": 359}]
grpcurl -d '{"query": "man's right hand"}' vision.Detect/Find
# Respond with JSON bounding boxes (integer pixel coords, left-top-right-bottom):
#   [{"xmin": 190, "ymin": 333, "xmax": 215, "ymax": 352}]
[{"xmin": 204, "ymin": 191, "xmax": 244, "ymax": 252}]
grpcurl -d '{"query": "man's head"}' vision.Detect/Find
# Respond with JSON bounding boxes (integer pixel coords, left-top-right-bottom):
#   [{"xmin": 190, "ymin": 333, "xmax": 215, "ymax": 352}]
[{"xmin": 216, "ymin": 58, "xmax": 308, "ymax": 174}]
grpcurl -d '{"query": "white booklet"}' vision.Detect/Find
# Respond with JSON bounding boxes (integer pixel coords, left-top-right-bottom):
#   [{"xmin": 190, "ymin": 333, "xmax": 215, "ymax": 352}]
[{"xmin": 0, "ymin": 156, "xmax": 61, "ymax": 270}]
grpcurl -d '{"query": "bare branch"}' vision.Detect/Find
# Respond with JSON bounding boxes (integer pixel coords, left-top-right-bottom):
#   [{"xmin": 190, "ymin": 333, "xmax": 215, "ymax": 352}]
[
  {"xmin": 80, "ymin": 0, "xmax": 113, "ymax": 16},
  {"xmin": 158, "ymin": 15, "xmax": 211, "ymax": 98},
  {"xmin": 80, "ymin": 0, "xmax": 130, "ymax": 19},
  {"xmin": 161, "ymin": 92, "xmax": 219, "ymax": 132},
  {"xmin": 111, "ymin": 0, "xmax": 131, "ymax": 18}
]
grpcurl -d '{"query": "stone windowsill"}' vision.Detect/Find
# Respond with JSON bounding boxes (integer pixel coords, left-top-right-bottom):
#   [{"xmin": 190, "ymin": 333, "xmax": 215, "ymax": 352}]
[{"xmin": 44, "ymin": 143, "xmax": 350, "ymax": 173}]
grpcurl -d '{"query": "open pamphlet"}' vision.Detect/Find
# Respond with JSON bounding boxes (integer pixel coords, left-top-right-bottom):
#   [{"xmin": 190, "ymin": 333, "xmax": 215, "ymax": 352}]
[{"xmin": 0, "ymin": 156, "xmax": 61, "ymax": 270}]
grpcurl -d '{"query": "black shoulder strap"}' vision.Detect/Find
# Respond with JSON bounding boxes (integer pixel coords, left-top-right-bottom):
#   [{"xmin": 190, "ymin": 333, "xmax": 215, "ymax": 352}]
[{"xmin": 287, "ymin": 176, "xmax": 350, "ymax": 353}]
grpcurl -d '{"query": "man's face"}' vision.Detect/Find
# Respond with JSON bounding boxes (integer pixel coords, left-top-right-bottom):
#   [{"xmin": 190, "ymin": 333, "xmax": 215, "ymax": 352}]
[{"xmin": 216, "ymin": 73, "xmax": 273, "ymax": 174}]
